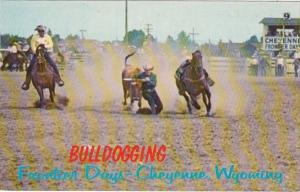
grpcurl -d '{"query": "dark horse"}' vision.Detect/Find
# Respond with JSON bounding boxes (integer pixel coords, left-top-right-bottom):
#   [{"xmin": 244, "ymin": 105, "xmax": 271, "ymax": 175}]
[
  {"xmin": 1, "ymin": 51, "xmax": 28, "ymax": 72},
  {"xmin": 31, "ymin": 45, "xmax": 57, "ymax": 108},
  {"xmin": 175, "ymin": 50, "xmax": 212, "ymax": 115}
]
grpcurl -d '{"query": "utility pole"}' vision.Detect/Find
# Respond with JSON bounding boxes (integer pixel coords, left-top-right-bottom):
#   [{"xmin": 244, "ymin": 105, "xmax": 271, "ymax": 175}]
[
  {"xmin": 145, "ymin": 24, "xmax": 153, "ymax": 37},
  {"xmin": 125, "ymin": 0, "xmax": 128, "ymax": 43},
  {"xmin": 80, "ymin": 29, "xmax": 87, "ymax": 40},
  {"xmin": 189, "ymin": 28, "xmax": 199, "ymax": 44}
]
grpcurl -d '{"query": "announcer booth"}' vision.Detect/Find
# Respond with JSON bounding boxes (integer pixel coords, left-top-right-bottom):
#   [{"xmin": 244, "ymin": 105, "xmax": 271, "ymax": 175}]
[
  {"xmin": 260, "ymin": 13, "xmax": 300, "ymax": 73},
  {"xmin": 261, "ymin": 13, "xmax": 300, "ymax": 53}
]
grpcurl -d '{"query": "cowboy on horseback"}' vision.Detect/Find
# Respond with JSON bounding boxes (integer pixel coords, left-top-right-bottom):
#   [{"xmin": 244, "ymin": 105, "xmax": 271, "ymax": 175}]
[
  {"xmin": 175, "ymin": 50, "xmax": 212, "ymax": 115},
  {"xmin": 175, "ymin": 53, "xmax": 214, "ymax": 89},
  {"xmin": 136, "ymin": 64, "xmax": 163, "ymax": 114},
  {"xmin": 22, "ymin": 25, "xmax": 64, "ymax": 90}
]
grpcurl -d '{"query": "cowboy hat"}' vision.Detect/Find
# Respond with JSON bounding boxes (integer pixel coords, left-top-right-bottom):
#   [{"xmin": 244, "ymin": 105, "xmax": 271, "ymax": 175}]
[
  {"xmin": 143, "ymin": 64, "xmax": 154, "ymax": 71},
  {"xmin": 35, "ymin": 25, "xmax": 46, "ymax": 32}
]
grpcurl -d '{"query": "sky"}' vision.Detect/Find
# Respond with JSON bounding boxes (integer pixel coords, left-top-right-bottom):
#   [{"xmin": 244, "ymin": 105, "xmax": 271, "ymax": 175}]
[{"xmin": 0, "ymin": 0, "xmax": 300, "ymax": 43}]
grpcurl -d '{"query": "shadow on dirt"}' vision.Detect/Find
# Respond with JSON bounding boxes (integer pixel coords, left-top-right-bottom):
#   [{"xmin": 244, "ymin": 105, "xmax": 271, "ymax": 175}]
[{"xmin": 33, "ymin": 95, "xmax": 69, "ymax": 110}]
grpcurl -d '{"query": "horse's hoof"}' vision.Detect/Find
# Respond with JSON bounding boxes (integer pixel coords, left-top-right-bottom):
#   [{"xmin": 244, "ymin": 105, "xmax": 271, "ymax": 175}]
[{"xmin": 192, "ymin": 101, "xmax": 201, "ymax": 110}]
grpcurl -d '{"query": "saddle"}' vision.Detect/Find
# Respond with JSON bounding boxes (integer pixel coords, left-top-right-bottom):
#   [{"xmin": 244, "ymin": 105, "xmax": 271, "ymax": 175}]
[
  {"xmin": 175, "ymin": 59, "xmax": 215, "ymax": 87},
  {"xmin": 175, "ymin": 59, "xmax": 191, "ymax": 80}
]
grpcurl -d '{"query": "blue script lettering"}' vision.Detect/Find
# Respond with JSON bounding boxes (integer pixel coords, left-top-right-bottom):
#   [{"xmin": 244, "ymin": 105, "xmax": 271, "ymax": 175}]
[{"xmin": 84, "ymin": 164, "xmax": 124, "ymax": 184}]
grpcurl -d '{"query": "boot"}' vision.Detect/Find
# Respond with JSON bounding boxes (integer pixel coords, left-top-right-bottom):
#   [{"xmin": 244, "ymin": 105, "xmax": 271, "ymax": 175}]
[
  {"xmin": 21, "ymin": 72, "xmax": 31, "ymax": 90},
  {"xmin": 58, "ymin": 78, "xmax": 64, "ymax": 87},
  {"xmin": 150, "ymin": 103, "xmax": 156, "ymax": 114},
  {"xmin": 53, "ymin": 68, "xmax": 64, "ymax": 87},
  {"xmin": 207, "ymin": 77, "xmax": 215, "ymax": 87}
]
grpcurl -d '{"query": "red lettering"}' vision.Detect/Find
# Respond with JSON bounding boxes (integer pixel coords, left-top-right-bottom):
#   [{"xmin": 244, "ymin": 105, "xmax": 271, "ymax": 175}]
[
  {"xmin": 157, "ymin": 145, "xmax": 167, "ymax": 162},
  {"xmin": 69, "ymin": 145, "xmax": 79, "ymax": 162},
  {"xmin": 122, "ymin": 145, "xmax": 131, "ymax": 162},
  {"xmin": 102, "ymin": 146, "xmax": 112, "ymax": 162},
  {"xmin": 79, "ymin": 146, "xmax": 89, "ymax": 163},
  {"xmin": 112, "ymin": 145, "xmax": 123, "ymax": 162},
  {"xmin": 131, "ymin": 145, "xmax": 140, "ymax": 162},
  {"xmin": 145, "ymin": 144, "xmax": 157, "ymax": 162}
]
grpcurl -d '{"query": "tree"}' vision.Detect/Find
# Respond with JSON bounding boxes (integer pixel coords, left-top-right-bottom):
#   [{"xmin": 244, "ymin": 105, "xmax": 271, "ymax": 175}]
[
  {"xmin": 166, "ymin": 35, "xmax": 176, "ymax": 45},
  {"xmin": 246, "ymin": 35, "xmax": 259, "ymax": 44},
  {"xmin": 243, "ymin": 35, "xmax": 260, "ymax": 57},
  {"xmin": 0, "ymin": 34, "xmax": 26, "ymax": 47},
  {"xmin": 176, "ymin": 31, "xmax": 191, "ymax": 48},
  {"xmin": 123, "ymin": 29, "xmax": 146, "ymax": 48},
  {"xmin": 65, "ymin": 34, "xmax": 80, "ymax": 41}
]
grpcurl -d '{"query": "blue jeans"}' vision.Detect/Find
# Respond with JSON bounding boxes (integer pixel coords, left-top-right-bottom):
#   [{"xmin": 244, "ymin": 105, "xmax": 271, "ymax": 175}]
[
  {"xmin": 29, "ymin": 52, "xmax": 60, "ymax": 76},
  {"xmin": 142, "ymin": 89, "xmax": 163, "ymax": 114}
]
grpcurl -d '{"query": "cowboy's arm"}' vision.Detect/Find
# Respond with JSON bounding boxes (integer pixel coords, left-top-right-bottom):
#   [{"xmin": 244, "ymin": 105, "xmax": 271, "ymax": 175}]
[
  {"xmin": 44, "ymin": 35, "xmax": 54, "ymax": 50},
  {"xmin": 30, "ymin": 35, "xmax": 37, "ymax": 54},
  {"xmin": 148, "ymin": 74, "xmax": 157, "ymax": 87}
]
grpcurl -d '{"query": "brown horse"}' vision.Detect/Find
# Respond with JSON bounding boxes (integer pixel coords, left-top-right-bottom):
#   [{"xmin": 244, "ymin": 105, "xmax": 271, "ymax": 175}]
[
  {"xmin": 31, "ymin": 45, "xmax": 57, "ymax": 108},
  {"xmin": 1, "ymin": 51, "xmax": 28, "ymax": 72},
  {"xmin": 175, "ymin": 50, "xmax": 212, "ymax": 115},
  {"xmin": 122, "ymin": 52, "xmax": 142, "ymax": 108}
]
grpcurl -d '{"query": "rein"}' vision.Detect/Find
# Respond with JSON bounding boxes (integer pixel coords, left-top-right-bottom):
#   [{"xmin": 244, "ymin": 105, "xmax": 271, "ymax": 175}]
[{"xmin": 183, "ymin": 75, "xmax": 205, "ymax": 83}]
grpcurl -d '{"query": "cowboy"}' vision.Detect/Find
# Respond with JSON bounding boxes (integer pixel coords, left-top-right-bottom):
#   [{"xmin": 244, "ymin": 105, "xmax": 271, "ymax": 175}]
[
  {"xmin": 293, "ymin": 47, "xmax": 300, "ymax": 77},
  {"xmin": 21, "ymin": 25, "xmax": 64, "ymax": 90},
  {"xmin": 276, "ymin": 53, "xmax": 284, "ymax": 76},
  {"xmin": 175, "ymin": 54, "xmax": 215, "ymax": 86},
  {"xmin": 136, "ymin": 64, "xmax": 163, "ymax": 114}
]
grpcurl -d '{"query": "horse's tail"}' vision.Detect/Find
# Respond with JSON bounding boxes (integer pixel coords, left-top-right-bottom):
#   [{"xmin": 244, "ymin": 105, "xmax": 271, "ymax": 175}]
[{"xmin": 125, "ymin": 51, "xmax": 136, "ymax": 65}]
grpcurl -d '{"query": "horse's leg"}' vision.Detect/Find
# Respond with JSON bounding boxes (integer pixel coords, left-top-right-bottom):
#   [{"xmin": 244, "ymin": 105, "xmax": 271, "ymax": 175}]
[
  {"xmin": 8, "ymin": 63, "xmax": 13, "ymax": 72},
  {"xmin": 19, "ymin": 62, "xmax": 24, "ymax": 72},
  {"xmin": 21, "ymin": 61, "xmax": 24, "ymax": 71},
  {"xmin": 176, "ymin": 79, "xmax": 192, "ymax": 114},
  {"xmin": 138, "ymin": 96, "xmax": 142, "ymax": 108},
  {"xmin": 37, "ymin": 87, "xmax": 45, "ymax": 108},
  {"xmin": 190, "ymin": 94, "xmax": 201, "ymax": 110},
  {"xmin": 49, "ymin": 88, "xmax": 54, "ymax": 103},
  {"xmin": 1, "ymin": 61, "xmax": 7, "ymax": 71},
  {"xmin": 202, "ymin": 93, "xmax": 208, "ymax": 114},
  {"xmin": 182, "ymin": 92, "xmax": 192, "ymax": 114},
  {"xmin": 122, "ymin": 83, "xmax": 127, "ymax": 105},
  {"xmin": 205, "ymin": 89, "xmax": 212, "ymax": 116}
]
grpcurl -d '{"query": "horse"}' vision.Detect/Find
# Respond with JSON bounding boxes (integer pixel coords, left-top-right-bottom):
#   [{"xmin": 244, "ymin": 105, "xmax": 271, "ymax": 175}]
[
  {"xmin": 122, "ymin": 51, "xmax": 143, "ymax": 108},
  {"xmin": 31, "ymin": 44, "xmax": 57, "ymax": 108},
  {"xmin": 1, "ymin": 51, "xmax": 28, "ymax": 72},
  {"xmin": 175, "ymin": 50, "xmax": 212, "ymax": 115}
]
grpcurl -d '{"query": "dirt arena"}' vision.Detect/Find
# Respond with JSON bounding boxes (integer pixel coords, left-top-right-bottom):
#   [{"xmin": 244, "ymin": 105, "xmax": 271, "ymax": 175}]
[{"xmin": 0, "ymin": 40, "xmax": 299, "ymax": 190}]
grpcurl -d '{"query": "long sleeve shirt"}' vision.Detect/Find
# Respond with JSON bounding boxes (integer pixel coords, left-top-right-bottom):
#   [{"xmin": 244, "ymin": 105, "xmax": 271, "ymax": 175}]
[
  {"xmin": 137, "ymin": 72, "xmax": 157, "ymax": 92},
  {"xmin": 30, "ymin": 34, "xmax": 53, "ymax": 54},
  {"xmin": 277, "ymin": 58, "xmax": 284, "ymax": 65}
]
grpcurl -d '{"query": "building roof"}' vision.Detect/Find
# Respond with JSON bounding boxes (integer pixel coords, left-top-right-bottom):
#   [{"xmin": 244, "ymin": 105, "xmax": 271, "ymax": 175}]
[{"xmin": 260, "ymin": 18, "xmax": 300, "ymax": 26}]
